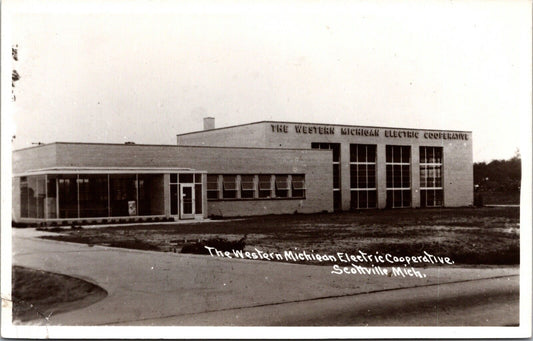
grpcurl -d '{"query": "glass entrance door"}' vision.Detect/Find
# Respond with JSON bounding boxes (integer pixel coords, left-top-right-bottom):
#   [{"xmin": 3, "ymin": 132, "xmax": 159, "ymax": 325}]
[{"xmin": 180, "ymin": 184, "xmax": 195, "ymax": 219}]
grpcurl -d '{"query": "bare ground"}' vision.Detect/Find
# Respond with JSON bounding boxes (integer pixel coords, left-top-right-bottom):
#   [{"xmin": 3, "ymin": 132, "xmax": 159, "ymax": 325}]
[{"xmin": 39, "ymin": 207, "xmax": 520, "ymax": 265}]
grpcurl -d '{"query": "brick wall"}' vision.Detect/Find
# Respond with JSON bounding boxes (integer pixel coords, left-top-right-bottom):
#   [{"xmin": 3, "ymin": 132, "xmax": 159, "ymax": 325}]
[
  {"xmin": 178, "ymin": 121, "xmax": 474, "ymax": 208},
  {"xmin": 13, "ymin": 144, "xmax": 57, "ymax": 174},
  {"xmin": 13, "ymin": 143, "xmax": 333, "ymax": 218}
]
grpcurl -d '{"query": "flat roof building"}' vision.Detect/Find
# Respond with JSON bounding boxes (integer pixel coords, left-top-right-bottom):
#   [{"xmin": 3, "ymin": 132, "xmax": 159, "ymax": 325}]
[
  {"xmin": 12, "ymin": 119, "xmax": 472, "ymax": 225},
  {"xmin": 177, "ymin": 120, "xmax": 473, "ymax": 211}
]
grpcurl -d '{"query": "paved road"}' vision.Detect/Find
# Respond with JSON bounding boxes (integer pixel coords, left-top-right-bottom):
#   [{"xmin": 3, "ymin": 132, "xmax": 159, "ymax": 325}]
[{"xmin": 11, "ymin": 229, "xmax": 519, "ymax": 326}]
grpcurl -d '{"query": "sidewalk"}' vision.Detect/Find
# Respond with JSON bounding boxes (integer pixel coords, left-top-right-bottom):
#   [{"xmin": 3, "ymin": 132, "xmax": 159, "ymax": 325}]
[{"xmin": 12, "ymin": 228, "xmax": 519, "ymax": 326}]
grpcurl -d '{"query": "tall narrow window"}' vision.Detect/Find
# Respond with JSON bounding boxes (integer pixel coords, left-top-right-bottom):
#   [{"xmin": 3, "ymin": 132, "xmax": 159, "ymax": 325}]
[
  {"xmin": 386, "ymin": 145, "xmax": 411, "ymax": 208},
  {"xmin": 20, "ymin": 177, "xmax": 28, "ymax": 218},
  {"xmin": 420, "ymin": 146, "xmax": 443, "ymax": 207},
  {"xmin": 240, "ymin": 175, "xmax": 255, "ymax": 199},
  {"xmin": 222, "ymin": 175, "xmax": 237, "ymax": 199},
  {"xmin": 46, "ymin": 175, "xmax": 57, "ymax": 219},
  {"xmin": 311, "ymin": 142, "xmax": 341, "ymax": 210},
  {"xmin": 350, "ymin": 144, "xmax": 377, "ymax": 209},
  {"xmin": 58, "ymin": 175, "xmax": 78, "ymax": 218},
  {"xmin": 207, "ymin": 175, "xmax": 220, "ymax": 200}
]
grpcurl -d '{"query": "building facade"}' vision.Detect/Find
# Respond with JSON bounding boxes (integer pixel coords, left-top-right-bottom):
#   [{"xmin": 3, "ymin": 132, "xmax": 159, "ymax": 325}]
[
  {"xmin": 12, "ymin": 142, "xmax": 332, "ymax": 224},
  {"xmin": 12, "ymin": 120, "xmax": 473, "ymax": 224},
  {"xmin": 177, "ymin": 120, "xmax": 473, "ymax": 211}
]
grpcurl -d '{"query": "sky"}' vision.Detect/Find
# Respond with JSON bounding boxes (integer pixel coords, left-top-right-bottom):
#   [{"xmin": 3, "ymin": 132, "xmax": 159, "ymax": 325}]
[{"xmin": 4, "ymin": 0, "xmax": 531, "ymax": 162}]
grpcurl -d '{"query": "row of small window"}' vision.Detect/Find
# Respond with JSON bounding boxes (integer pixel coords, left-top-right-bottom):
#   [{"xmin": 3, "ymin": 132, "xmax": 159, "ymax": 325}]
[{"xmin": 207, "ymin": 174, "xmax": 306, "ymax": 200}]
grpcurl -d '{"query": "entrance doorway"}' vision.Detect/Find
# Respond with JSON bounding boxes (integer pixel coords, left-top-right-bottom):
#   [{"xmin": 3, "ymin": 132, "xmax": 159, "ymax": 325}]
[{"xmin": 180, "ymin": 184, "xmax": 195, "ymax": 219}]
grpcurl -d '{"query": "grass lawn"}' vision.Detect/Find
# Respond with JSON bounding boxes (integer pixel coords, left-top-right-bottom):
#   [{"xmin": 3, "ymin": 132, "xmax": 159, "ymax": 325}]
[
  {"xmin": 11, "ymin": 266, "xmax": 107, "ymax": 322},
  {"xmin": 40, "ymin": 207, "xmax": 520, "ymax": 265}
]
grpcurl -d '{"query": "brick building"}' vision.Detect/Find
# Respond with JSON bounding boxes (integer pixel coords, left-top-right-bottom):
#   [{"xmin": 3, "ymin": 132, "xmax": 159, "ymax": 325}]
[{"xmin": 12, "ymin": 118, "xmax": 473, "ymax": 224}]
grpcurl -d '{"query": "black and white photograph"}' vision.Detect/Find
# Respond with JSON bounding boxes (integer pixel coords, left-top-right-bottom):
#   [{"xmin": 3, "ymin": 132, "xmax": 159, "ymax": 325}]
[{"xmin": 1, "ymin": 0, "xmax": 531, "ymax": 338}]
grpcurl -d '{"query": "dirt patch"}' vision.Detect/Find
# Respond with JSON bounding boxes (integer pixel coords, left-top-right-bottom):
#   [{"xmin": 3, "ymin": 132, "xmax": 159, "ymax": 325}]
[
  {"xmin": 11, "ymin": 266, "xmax": 107, "ymax": 322},
  {"xmin": 40, "ymin": 207, "xmax": 520, "ymax": 265}
]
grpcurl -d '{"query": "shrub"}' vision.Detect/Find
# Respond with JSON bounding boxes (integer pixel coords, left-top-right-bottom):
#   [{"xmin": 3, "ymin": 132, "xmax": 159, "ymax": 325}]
[{"xmin": 181, "ymin": 235, "xmax": 247, "ymax": 255}]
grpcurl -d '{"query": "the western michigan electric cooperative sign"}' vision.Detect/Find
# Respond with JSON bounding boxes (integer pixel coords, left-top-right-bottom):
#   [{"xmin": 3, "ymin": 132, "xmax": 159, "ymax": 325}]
[{"xmin": 269, "ymin": 123, "xmax": 469, "ymax": 140}]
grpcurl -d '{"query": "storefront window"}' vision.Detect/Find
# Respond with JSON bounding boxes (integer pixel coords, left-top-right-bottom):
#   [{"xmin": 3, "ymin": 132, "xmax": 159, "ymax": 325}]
[
  {"xmin": 58, "ymin": 175, "xmax": 78, "ymax": 218},
  {"xmin": 109, "ymin": 174, "xmax": 137, "ymax": 217}
]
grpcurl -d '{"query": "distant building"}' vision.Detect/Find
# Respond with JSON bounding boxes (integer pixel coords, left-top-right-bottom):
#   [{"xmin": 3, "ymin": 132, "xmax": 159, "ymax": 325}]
[{"xmin": 12, "ymin": 118, "xmax": 473, "ymax": 224}]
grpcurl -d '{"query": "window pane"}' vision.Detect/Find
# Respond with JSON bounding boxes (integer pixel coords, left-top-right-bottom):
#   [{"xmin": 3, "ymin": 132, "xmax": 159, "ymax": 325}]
[
  {"xmin": 368, "ymin": 190, "xmax": 377, "ymax": 208},
  {"xmin": 359, "ymin": 190, "xmax": 367, "ymax": 208},
  {"xmin": 419, "ymin": 147, "xmax": 426, "ymax": 164},
  {"xmin": 357, "ymin": 145, "xmax": 366, "ymax": 163},
  {"xmin": 393, "ymin": 146, "xmax": 401, "ymax": 163},
  {"xmin": 292, "ymin": 175, "xmax": 305, "ymax": 198},
  {"xmin": 223, "ymin": 175, "xmax": 237, "ymax": 190},
  {"xmin": 109, "ymin": 174, "xmax": 137, "ymax": 217},
  {"xmin": 20, "ymin": 177, "xmax": 28, "ymax": 218},
  {"xmin": 435, "ymin": 189, "xmax": 443, "ymax": 206},
  {"xmin": 350, "ymin": 165, "xmax": 357, "ymax": 189},
  {"xmin": 367, "ymin": 145, "xmax": 376, "ymax": 163},
  {"xmin": 28, "ymin": 177, "xmax": 37, "ymax": 218},
  {"xmin": 58, "ymin": 175, "xmax": 78, "ymax": 218},
  {"xmin": 46, "ymin": 176, "xmax": 57, "ymax": 218},
  {"xmin": 428, "ymin": 147, "xmax": 435, "ymax": 163},
  {"xmin": 170, "ymin": 184, "xmax": 178, "ymax": 215},
  {"xmin": 195, "ymin": 184, "xmax": 202, "ymax": 213},
  {"xmin": 207, "ymin": 175, "xmax": 219, "ymax": 190},
  {"xmin": 350, "ymin": 191, "xmax": 358, "ymax": 210},
  {"xmin": 393, "ymin": 189, "xmax": 402, "ymax": 207},
  {"xmin": 170, "ymin": 174, "xmax": 177, "ymax": 183},
  {"xmin": 386, "ymin": 146, "xmax": 392, "ymax": 163},
  {"xmin": 367, "ymin": 165, "xmax": 376, "ymax": 188},
  {"xmin": 36, "ymin": 176, "xmax": 45, "ymax": 218},
  {"xmin": 139, "ymin": 174, "xmax": 164, "ymax": 215},
  {"xmin": 402, "ymin": 146, "xmax": 411, "ymax": 162},
  {"xmin": 179, "ymin": 174, "xmax": 194, "ymax": 183},
  {"xmin": 435, "ymin": 148, "xmax": 442, "ymax": 163},
  {"xmin": 350, "ymin": 145, "xmax": 357, "ymax": 162},
  {"xmin": 386, "ymin": 190, "xmax": 393, "ymax": 208},
  {"xmin": 275, "ymin": 175, "xmax": 289, "ymax": 197},
  {"xmin": 402, "ymin": 190, "xmax": 411, "ymax": 207},
  {"xmin": 427, "ymin": 189, "xmax": 435, "ymax": 206},
  {"xmin": 241, "ymin": 175, "xmax": 254, "ymax": 198},
  {"xmin": 435, "ymin": 166, "xmax": 442, "ymax": 187},
  {"xmin": 222, "ymin": 175, "xmax": 237, "ymax": 198},
  {"xmin": 402, "ymin": 165, "xmax": 410, "ymax": 188},
  {"xmin": 194, "ymin": 174, "xmax": 202, "ymax": 183},
  {"xmin": 421, "ymin": 190, "xmax": 427, "ymax": 207},
  {"xmin": 333, "ymin": 164, "xmax": 340, "ymax": 189},
  {"xmin": 275, "ymin": 175, "xmax": 289, "ymax": 189},
  {"xmin": 393, "ymin": 165, "xmax": 402, "ymax": 187},
  {"xmin": 79, "ymin": 174, "xmax": 109, "ymax": 218},
  {"xmin": 357, "ymin": 164, "xmax": 366, "ymax": 188}
]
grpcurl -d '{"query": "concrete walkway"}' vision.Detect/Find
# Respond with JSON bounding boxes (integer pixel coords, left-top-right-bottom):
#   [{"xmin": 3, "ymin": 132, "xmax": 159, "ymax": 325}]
[{"xmin": 12, "ymin": 228, "xmax": 519, "ymax": 326}]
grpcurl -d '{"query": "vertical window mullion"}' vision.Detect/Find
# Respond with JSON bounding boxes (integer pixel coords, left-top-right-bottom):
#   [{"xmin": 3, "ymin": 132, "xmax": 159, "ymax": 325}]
[{"xmin": 76, "ymin": 174, "xmax": 80, "ymax": 218}]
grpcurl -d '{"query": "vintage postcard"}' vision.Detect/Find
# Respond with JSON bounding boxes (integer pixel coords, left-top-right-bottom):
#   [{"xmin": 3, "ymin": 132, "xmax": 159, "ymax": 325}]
[{"xmin": 1, "ymin": 0, "xmax": 531, "ymax": 338}]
